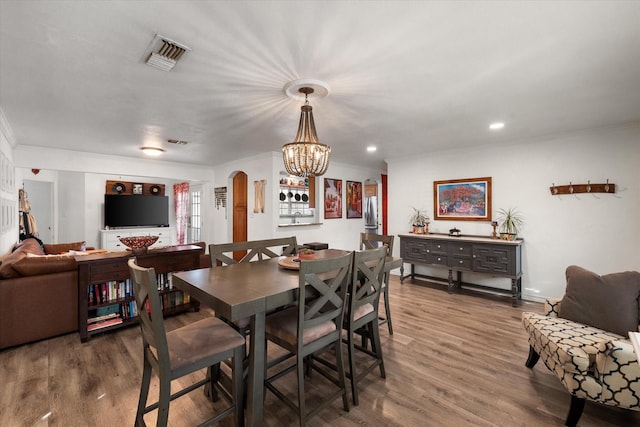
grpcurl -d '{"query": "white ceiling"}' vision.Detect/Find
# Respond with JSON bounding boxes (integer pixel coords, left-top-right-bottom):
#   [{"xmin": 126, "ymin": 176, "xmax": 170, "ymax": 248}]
[{"xmin": 1, "ymin": 1, "xmax": 639, "ymax": 172}]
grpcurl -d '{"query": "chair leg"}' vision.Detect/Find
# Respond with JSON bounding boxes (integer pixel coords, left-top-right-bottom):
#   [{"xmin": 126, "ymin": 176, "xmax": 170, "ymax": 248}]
[
  {"xmin": 334, "ymin": 339, "xmax": 350, "ymax": 412},
  {"xmin": 157, "ymin": 373, "xmax": 171, "ymax": 427},
  {"xmin": 297, "ymin": 352, "xmax": 306, "ymax": 427},
  {"xmin": 136, "ymin": 360, "xmax": 152, "ymax": 426},
  {"xmin": 525, "ymin": 346, "xmax": 540, "ymax": 368},
  {"xmin": 565, "ymin": 395, "xmax": 585, "ymax": 427},
  {"xmin": 382, "ymin": 283, "xmax": 393, "ymax": 335},
  {"xmin": 370, "ymin": 321, "xmax": 385, "ymax": 378},
  {"xmin": 347, "ymin": 327, "xmax": 359, "ymax": 406},
  {"xmin": 204, "ymin": 364, "xmax": 221, "ymax": 402}
]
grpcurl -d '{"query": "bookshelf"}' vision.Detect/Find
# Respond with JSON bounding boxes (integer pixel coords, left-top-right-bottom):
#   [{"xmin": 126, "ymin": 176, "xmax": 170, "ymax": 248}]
[{"xmin": 76, "ymin": 244, "xmax": 203, "ymax": 342}]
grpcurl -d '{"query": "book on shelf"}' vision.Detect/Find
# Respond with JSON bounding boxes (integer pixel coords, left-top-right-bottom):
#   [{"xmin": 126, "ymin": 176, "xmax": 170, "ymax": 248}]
[
  {"xmin": 88, "ymin": 312, "xmax": 120, "ymax": 324},
  {"xmin": 87, "ymin": 316, "xmax": 123, "ymax": 331}
]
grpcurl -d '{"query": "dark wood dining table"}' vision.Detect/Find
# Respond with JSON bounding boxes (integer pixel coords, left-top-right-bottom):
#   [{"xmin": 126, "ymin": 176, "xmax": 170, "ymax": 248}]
[{"xmin": 170, "ymin": 249, "xmax": 401, "ymax": 426}]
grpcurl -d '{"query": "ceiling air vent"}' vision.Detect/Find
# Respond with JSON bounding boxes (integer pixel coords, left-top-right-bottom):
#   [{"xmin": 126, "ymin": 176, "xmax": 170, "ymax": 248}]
[{"xmin": 145, "ymin": 34, "xmax": 191, "ymax": 72}]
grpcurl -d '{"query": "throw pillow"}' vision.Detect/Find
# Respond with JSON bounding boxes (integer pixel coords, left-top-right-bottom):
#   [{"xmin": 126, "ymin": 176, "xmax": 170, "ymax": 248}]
[
  {"xmin": 0, "ymin": 248, "xmax": 28, "ymax": 278},
  {"xmin": 559, "ymin": 265, "xmax": 640, "ymax": 336},
  {"xmin": 44, "ymin": 241, "xmax": 85, "ymax": 255},
  {"xmin": 12, "ymin": 254, "xmax": 77, "ymax": 276}
]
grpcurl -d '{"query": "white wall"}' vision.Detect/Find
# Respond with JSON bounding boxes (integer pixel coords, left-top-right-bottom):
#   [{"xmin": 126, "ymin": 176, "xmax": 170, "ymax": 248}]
[
  {"xmin": 212, "ymin": 152, "xmax": 383, "ymax": 251},
  {"xmin": 387, "ymin": 124, "xmax": 640, "ymax": 302},
  {"xmin": 13, "ymin": 147, "xmax": 215, "ymax": 248},
  {"xmin": 0, "ymin": 109, "xmax": 18, "ymax": 252}
]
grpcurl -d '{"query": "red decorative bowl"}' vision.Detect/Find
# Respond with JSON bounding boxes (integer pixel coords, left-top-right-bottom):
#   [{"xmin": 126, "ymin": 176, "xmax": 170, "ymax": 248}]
[
  {"xmin": 297, "ymin": 250, "xmax": 315, "ymax": 260},
  {"xmin": 119, "ymin": 235, "xmax": 159, "ymax": 254}
]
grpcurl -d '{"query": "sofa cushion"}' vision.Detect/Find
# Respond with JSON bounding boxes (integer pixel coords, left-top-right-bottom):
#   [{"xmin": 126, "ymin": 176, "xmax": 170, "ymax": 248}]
[
  {"xmin": 559, "ymin": 265, "xmax": 640, "ymax": 336},
  {"xmin": 0, "ymin": 239, "xmax": 45, "ymax": 278},
  {"xmin": 44, "ymin": 241, "xmax": 85, "ymax": 255},
  {"xmin": 17, "ymin": 238, "xmax": 46, "ymax": 255},
  {"xmin": 0, "ymin": 249, "xmax": 27, "ymax": 278},
  {"xmin": 12, "ymin": 254, "xmax": 77, "ymax": 276}
]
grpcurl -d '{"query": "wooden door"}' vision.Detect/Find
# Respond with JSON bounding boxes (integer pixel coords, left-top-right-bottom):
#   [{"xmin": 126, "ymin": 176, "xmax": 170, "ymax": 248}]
[{"xmin": 232, "ymin": 172, "xmax": 248, "ymax": 261}]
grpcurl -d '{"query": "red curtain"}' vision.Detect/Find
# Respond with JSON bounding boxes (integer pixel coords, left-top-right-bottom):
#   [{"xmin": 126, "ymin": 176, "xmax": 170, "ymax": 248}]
[{"xmin": 173, "ymin": 182, "xmax": 189, "ymax": 244}]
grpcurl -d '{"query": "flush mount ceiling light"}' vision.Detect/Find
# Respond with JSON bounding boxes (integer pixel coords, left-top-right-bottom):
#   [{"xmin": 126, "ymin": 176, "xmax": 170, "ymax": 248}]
[
  {"xmin": 141, "ymin": 147, "xmax": 165, "ymax": 156},
  {"xmin": 489, "ymin": 122, "xmax": 505, "ymax": 130},
  {"xmin": 145, "ymin": 34, "xmax": 191, "ymax": 72},
  {"xmin": 282, "ymin": 79, "xmax": 331, "ymax": 178}
]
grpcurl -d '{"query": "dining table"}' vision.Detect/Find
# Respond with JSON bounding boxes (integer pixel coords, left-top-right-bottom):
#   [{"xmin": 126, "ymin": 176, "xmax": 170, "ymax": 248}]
[{"xmin": 170, "ymin": 248, "xmax": 402, "ymax": 426}]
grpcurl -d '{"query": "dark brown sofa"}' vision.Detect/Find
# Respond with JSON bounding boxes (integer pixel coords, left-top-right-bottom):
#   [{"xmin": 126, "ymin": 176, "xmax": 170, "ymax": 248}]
[
  {"xmin": 0, "ymin": 239, "xmax": 210, "ymax": 350},
  {"xmin": 0, "ymin": 238, "xmax": 83, "ymax": 349}
]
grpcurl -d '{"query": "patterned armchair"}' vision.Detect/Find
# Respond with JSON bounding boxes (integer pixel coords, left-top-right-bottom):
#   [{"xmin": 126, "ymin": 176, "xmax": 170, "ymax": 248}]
[{"xmin": 522, "ymin": 267, "xmax": 640, "ymax": 427}]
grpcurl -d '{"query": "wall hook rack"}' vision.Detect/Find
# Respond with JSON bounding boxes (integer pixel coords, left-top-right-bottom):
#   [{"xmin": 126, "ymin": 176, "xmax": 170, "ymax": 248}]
[{"xmin": 550, "ymin": 179, "xmax": 615, "ymax": 195}]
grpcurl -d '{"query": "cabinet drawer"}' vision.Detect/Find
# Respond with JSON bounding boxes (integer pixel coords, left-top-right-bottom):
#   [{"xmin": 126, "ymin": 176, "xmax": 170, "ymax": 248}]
[
  {"xmin": 401, "ymin": 239, "xmax": 429, "ymax": 262},
  {"xmin": 450, "ymin": 242, "xmax": 472, "ymax": 257},
  {"xmin": 451, "ymin": 256, "xmax": 472, "ymax": 270},
  {"xmin": 429, "ymin": 240, "xmax": 448, "ymax": 255},
  {"xmin": 427, "ymin": 254, "xmax": 448, "ymax": 266},
  {"xmin": 472, "ymin": 245, "xmax": 514, "ymax": 275}
]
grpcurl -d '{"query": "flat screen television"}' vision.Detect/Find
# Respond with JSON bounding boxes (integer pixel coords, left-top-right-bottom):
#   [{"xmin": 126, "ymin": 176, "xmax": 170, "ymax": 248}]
[{"xmin": 104, "ymin": 195, "xmax": 169, "ymax": 228}]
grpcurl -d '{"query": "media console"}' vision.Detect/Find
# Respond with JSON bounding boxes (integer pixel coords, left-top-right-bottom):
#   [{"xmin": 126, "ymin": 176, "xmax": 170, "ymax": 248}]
[{"xmin": 399, "ymin": 233, "xmax": 523, "ymax": 306}]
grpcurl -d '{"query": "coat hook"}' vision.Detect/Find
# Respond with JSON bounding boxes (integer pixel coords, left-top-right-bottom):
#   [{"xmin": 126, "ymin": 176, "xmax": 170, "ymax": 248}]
[
  {"xmin": 604, "ymin": 179, "xmax": 610, "ymax": 192},
  {"xmin": 552, "ymin": 183, "xmax": 558, "ymax": 195},
  {"xmin": 586, "ymin": 180, "xmax": 591, "ymax": 192},
  {"xmin": 569, "ymin": 181, "xmax": 574, "ymax": 194}
]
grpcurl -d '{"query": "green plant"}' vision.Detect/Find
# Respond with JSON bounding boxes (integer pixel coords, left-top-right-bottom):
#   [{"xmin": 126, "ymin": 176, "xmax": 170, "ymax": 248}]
[
  {"xmin": 409, "ymin": 207, "xmax": 430, "ymax": 226},
  {"xmin": 496, "ymin": 207, "xmax": 524, "ymax": 236}
]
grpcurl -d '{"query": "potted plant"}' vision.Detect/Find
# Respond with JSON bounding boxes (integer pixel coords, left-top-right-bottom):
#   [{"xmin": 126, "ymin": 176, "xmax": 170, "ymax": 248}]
[
  {"xmin": 496, "ymin": 207, "xmax": 524, "ymax": 240},
  {"xmin": 409, "ymin": 207, "xmax": 430, "ymax": 234}
]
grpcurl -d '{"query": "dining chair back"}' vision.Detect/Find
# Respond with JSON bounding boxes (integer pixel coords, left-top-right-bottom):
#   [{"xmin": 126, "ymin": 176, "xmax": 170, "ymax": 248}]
[
  {"xmin": 264, "ymin": 252, "xmax": 353, "ymax": 426},
  {"xmin": 360, "ymin": 232, "xmax": 394, "ymax": 254},
  {"xmin": 360, "ymin": 233, "xmax": 395, "ymax": 335},
  {"xmin": 128, "ymin": 258, "xmax": 246, "ymax": 427},
  {"xmin": 209, "ymin": 236, "xmax": 298, "ymax": 267},
  {"xmin": 344, "ymin": 246, "xmax": 387, "ymax": 405}
]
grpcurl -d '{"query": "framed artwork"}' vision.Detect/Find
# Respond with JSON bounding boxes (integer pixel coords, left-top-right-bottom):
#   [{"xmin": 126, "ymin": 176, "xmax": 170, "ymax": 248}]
[
  {"xmin": 132, "ymin": 183, "xmax": 144, "ymax": 195},
  {"xmin": 324, "ymin": 178, "xmax": 342, "ymax": 219},
  {"xmin": 433, "ymin": 177, "xmax": 492, "ymax": 221},
  {"xmin": 346, "ymin": 180, "xmax": 362, "ymax": 218}
]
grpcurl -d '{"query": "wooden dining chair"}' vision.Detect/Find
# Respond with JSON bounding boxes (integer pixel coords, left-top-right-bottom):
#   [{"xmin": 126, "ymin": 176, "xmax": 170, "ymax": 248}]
[
  {"xmin": 360, "ymin": 232, "xmax": 395, "ymax": 334},
  {"xmin": 208, "ymin": 236, "xmax": 298, "ymax": 334},
  {"xmin": 127, "ymin": 258, "xmax": 246, "ymax": 427},
  {"xmin": 264, "ymin": 252, "xmax": 353, "ymax": 426},
  {"xmin": 343, "ymin": 246, "xmax": 387, "ymax": 405},
  {"xmin": 207, "ymin": 237, "xmax": 298, "ymax": 401}
]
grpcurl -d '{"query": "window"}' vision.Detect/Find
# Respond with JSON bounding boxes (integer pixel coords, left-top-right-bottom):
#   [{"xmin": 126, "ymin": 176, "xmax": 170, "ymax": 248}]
[{"xmin": 188, "ymin": 189, "xmax": 201, "ymax": 243}]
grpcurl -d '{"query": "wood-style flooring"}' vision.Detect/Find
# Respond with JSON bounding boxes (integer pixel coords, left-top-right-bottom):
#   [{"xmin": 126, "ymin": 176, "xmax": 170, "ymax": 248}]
[{"xmin": 1, "ymin": 276, "xmax": 639, "ymax": 426}]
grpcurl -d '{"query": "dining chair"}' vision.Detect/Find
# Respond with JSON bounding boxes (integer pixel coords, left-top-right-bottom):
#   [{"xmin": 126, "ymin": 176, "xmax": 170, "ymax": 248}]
[
  {"xmin": 360, "ymin": 232, "xmax": 395, "ymax": 335},
  {"xmin": 343, "ymin": 246, "xmax": 387, "ymax": 405},
  {"xmin": 207, "ymin": 237, "xmax": 298, "ymax": 401},
  {"xmin": 264, "ymin": 252, "xmax": 353, "ymax": 426},
  {"xmin": 127, "ymin": 258, "xmax": 246, "ymax": 427}
]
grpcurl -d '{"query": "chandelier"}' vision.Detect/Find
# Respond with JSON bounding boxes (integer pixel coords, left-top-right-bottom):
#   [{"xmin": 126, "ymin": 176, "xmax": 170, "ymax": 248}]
[{"xmin": 282, "ymin": 85, "xmax": 331, "ymax": 177}]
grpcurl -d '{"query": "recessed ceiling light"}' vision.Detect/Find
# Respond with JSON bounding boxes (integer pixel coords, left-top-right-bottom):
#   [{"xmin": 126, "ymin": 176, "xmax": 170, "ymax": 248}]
[
  {"xmin": 367, "ymin": 146, "xmax": 377, "ymax": 152},
  {"xmin": 141, "ymin": 147, "xmax": 165, "ymax": 156},
  {"xmin": 489, "ymin": 122, "xmax": 505, "ymax": 130}
]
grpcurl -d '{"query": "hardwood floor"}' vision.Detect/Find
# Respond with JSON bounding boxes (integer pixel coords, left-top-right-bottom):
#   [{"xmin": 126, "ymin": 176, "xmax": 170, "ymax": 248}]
[{"xmin": 1, "ymin": 276, "xmax": 638, "ymax": 426}]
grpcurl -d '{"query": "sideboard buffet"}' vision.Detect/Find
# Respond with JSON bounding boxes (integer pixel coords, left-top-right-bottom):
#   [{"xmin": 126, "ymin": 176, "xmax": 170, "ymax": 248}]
[{"xmin": 399, "ymin": 233, "xmax": 523, "ymax": 306}]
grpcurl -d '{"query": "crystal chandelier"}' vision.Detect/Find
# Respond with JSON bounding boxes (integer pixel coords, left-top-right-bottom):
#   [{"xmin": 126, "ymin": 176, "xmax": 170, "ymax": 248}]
[{"xmin": 282, "ymin": 87, "xmax": 331, "ymax": 178}]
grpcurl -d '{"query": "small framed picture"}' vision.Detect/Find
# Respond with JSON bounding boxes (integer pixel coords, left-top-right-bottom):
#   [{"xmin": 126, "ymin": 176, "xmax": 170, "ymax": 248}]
[{"xmin": 133, "ymin": 183, "xmax": 144, "ymax": 195}]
